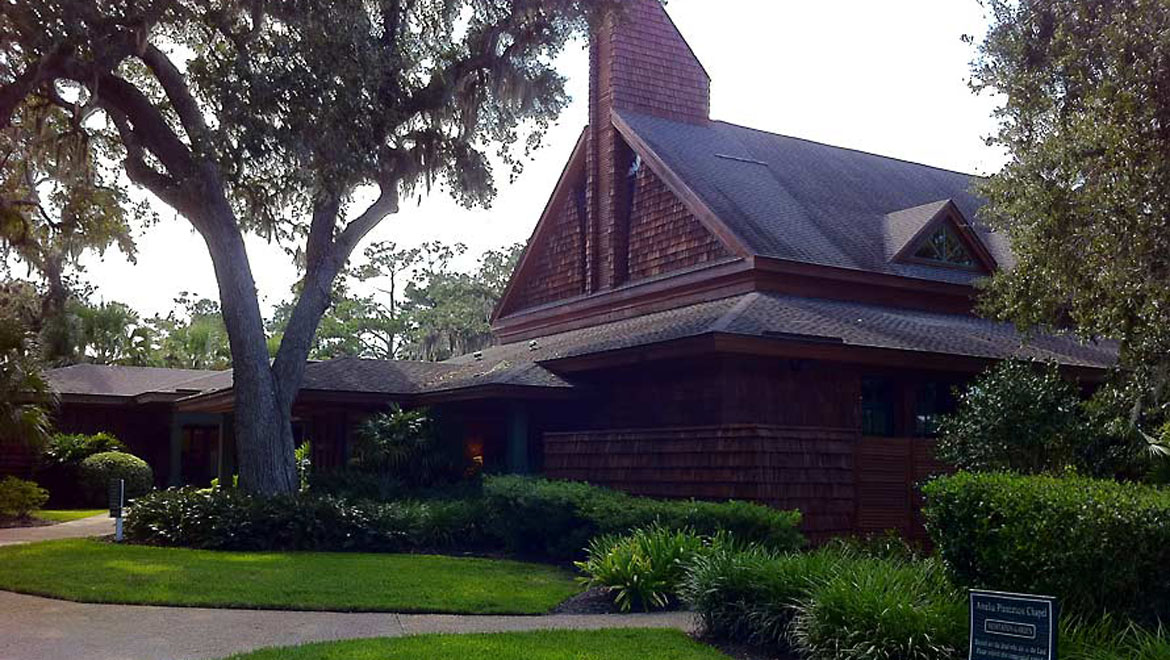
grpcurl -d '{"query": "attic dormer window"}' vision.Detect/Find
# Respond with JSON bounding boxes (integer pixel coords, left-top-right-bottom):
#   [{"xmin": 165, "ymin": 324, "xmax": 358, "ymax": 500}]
[{"xmin": 912, "ymin": 224, "xmax": 975, "ymax": 268}]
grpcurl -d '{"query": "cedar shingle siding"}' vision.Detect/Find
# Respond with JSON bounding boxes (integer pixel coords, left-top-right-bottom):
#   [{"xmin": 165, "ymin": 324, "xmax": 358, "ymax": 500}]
[
  {"xmin": 627, "ymin": 163, "xmax": 728, "ymax": 281},
  {"xmin": 506, "ymin": 186, "xmax": 586, "ymax": 311}
]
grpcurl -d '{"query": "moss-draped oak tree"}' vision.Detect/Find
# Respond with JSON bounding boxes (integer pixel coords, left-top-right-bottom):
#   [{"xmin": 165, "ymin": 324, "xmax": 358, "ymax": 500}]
[{"xmin": 0, "ymin": 0, "xmax": 614, "ymax": 494}]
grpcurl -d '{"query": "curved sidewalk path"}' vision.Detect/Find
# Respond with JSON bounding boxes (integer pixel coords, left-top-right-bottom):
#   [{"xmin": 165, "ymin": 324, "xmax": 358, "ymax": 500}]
[
  {"xmin": 0, "ymin": 590, "xmax": 695, "ymax": 660},
  {"xmin": 0, "ymin": 513, "xmax": 113, "ymax": 546}
]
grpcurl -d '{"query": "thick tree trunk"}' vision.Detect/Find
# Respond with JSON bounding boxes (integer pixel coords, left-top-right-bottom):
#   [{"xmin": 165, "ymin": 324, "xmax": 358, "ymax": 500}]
[{"xmin": 200, "ymin": 205, "xmax": 298, "ymax": 495}]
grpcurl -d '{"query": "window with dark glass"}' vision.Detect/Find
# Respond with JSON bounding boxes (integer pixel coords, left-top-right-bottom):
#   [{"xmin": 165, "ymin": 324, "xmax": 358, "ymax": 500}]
[
  {"xmin": 861, "ymin": 377, "xmax": 895, "ymax": 437},
  {"xmin": 913, "ymin": 223, "xmax": 975, "ymax": 267},
  {"xmin": 914, "ymin": 381, "xmax": 956, "ymax": 437}
]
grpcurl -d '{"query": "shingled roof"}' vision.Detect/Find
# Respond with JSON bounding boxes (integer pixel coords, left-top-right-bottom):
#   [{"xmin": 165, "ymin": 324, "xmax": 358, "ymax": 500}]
[
  {"xmin": 48, "ymin": 364, "xmax": 230, "ymax": 399},
  {"xmin": 618, "ymin": 110, "xmax": 1016, "ymax": 285},
  {"xmin": 478, "ymin": 291, "xmax": 1115, "ymax": 372}
]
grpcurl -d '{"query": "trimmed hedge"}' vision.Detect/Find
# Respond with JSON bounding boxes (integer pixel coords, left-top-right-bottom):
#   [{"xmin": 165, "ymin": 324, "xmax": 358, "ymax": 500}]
[
  {"xmin": 125, "ymin": 488, "xmax": 488, "ymax": 552},
  {"xmin": 482, "ymin": 475, "xmax": 803, "ymax": 559},
  {"xmin": 125, "ymin": 476, "xmax": 803, "ymax": 560},
  {"xmin": 922, "ymin": 472, "xmax": 1170, "ymax": 621}
]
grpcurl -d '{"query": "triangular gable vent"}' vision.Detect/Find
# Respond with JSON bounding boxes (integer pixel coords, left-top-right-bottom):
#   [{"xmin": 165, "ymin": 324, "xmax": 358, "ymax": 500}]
[
  {"xmin": 912, "ymin": 223, "xmax": 975, "ymax": 268},
  {"xmin": 889, "ymin": 200, "xmax": 996, "ymax": 273}
]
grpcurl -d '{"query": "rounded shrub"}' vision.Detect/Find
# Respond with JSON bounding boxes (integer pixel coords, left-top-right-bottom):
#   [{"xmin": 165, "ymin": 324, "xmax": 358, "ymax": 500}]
[
  {"xmin": 79, "ymin": 451, "xmax": 153, "ymax": 505},
  {"xmin": 0, "ymin": 475, "xmax": 49, "ymax": 518}
]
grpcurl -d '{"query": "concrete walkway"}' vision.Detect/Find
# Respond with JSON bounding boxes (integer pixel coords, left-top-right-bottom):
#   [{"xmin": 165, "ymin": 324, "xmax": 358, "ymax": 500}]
[
  {"xmin": 0, "ymin": 590, "xmax": 697, "ymax": 660},
  {"xmin": 0, "ymin": 514, "xmax": 112, "ymax": 547}
]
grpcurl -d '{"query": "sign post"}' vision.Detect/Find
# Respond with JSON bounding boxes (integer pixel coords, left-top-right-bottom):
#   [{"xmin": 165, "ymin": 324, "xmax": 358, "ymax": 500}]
[
  {"xmin": 108, "ymin": 478, "xmax": 125, "ymax": 542},
  {"xmin": 969, "ymin": 589, "xmax": 1059, "ymax": 660}
]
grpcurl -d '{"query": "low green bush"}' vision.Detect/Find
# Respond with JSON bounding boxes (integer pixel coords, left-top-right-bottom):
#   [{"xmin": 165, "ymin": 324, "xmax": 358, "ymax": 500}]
[
  {"xmin": 482, "ymin": 475, "xmax": 802, "ymax": 560},
  {"xmin": 125, "ymin": 476, "xmax": 801, "ymax": 561},
  {"xmin": 681, "ymin": 545, "xmax": 857, "ymax": 648},
  {"xmin": 38, "ymin": 432, "xmax": 130, "ymax": 507},
  {"xmin": 922, "ymin": 472, "xmax": 1170, "ymax": 622},
  {"xmin": 0, "ymin": 476, "xmax": 48, "ymax": 518},
  {"xmin": 788, "ymin": 557, "xmax": 966, "ymax": 660},
  {"xmin": 125, "ymin": 487, "xmax": 488, "ymax": 552},
  {"xmin": 79, "ymin": 451, "xmax": 153, "ymax": 505},
  {"xmin": 575, "ymin": 525, "xmax": 714, "ymax": 612}
]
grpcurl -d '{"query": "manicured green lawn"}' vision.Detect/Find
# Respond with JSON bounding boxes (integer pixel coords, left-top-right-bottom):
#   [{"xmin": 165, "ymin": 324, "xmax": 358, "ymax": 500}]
[
  {"xmin": 35, "ymin": 509, "xmax": 105, "ymax": 523},
  {"xmin": 223, "ymin": 629, "xmax": 730, "ymax": 659},
  {"xmin": 0, "ymin": 539, "xmax": 578, "ymax": 614}
]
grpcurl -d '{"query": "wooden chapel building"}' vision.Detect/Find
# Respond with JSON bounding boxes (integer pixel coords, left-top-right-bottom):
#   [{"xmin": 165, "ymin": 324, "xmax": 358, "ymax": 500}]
[{"xmin": 16, "ymin": 0, "xmax": 1114, "ymax": 539}]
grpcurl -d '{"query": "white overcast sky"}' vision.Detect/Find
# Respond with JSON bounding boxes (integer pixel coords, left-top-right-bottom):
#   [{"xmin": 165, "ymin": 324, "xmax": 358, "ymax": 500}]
[{"xmin": 75, "ymin": 0, "xmax": 1003, "ymax": 318}]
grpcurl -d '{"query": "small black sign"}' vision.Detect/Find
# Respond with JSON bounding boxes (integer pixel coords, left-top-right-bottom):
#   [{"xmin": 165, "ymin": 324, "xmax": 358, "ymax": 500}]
[
  {"xmin": 970, "ymin": 590, "xmax": 1058, "ymax": 660},
  {"xmin": 108, "ymin": 479, "xmax": 124, "ymax": 519}
]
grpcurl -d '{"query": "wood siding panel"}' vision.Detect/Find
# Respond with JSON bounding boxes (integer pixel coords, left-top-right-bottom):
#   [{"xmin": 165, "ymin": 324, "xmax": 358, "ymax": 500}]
[
  {"xmin": 627, "ymin": 165, "xmax": 728, "ymax": 281},
  {"xmin": 544, "ymin": 424, "xmax": 858, "ymax": 538},
  {"xmin": 508, "ymin": 187, "xmax": 586, "ymax": 311},
  {"xmin": 0, "ymin": 443, "xmax": 37, "ymax": 479},
  {"xmin": 854, "ymin": 436, "xmax": 949, "ymax": 540}
]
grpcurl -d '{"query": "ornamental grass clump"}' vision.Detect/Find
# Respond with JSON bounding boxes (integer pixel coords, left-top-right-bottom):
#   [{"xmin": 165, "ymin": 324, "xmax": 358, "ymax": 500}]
[
  {"xmin": 787, "ymin": 557, "xmax": 966, "ymax": 660},
  {"xmin": 1061, "ymin": 617, "xmax": 1170, "ymax": 660},
  {"xmin": 681, "ymin": 544, "xmax": 860, "ymax": 649}
]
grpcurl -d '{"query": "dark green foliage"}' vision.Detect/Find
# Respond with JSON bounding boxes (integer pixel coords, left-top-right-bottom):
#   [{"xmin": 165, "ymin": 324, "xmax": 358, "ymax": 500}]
[
  {"xmin": 789, "ymin": 558, "xmax": 966, "ymax": 660},
  {"xmin": 971, "ymin": 0, "xmax": 1170, "ymax": 431},
  {"xmin": 38, "ymin": 432, "xmax": 129, "ymax": 507},
  {"xmin": 575, "ymin": 525, "xmax": 715, "ymax": 612},
  {"xmin": 0, "ymin": 475, "xmax": 48, "ymax": 517},
  {"xmin": 308, "ymin": 468, "xmax": 409, "ymax": 502},
  {"xmin": 350, "ymin": 406, "xmax": 468, "ymax": 489},
  {"xmin": 1, "ymin": 0, "xmax": 616, "ymax": 496},
  {"xmin": 922, "ymin": 472, "xmax": 1170, "ymax": 622},
  {"xmin": 78, "ymin": 451, "xmax": 153, "ymax": 505},
  {"xmin": 938, "ymin": 361, "xmax": 1085, "ymax": 474},
  {"xmin": 125, "ymin": 476, "xmax": 802, "ymax": 561},
  {"xmin": 125, "ymin": 488, "xmax": 488, "ymax": 553},
  {"xmin": 43, "ymin": 432, "xmax": 126, "ymax": 465},
  {"xmin": 681, "ymin": 546, "xmax": 854, "ymax": 648},
  {"xmin": 0, "ymin": 311, "xmax": 54, "ymax": 450},
  {"xmin": 482, "ymin": 475, "xmax": 803, "ymax": 560}
]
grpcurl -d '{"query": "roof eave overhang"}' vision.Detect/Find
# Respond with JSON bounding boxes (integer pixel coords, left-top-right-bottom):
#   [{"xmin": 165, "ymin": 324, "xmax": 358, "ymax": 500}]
[
  {"xmin": 539, "ymin": 331, "xmax": 1111, "ymax": 381},
  {"xmin": 413, "ymin": 383, "xmax": 580, "ymax": 405},
  {"xmin": 55, "ymin": 393, "xmax": 137, "ymax": 406}
]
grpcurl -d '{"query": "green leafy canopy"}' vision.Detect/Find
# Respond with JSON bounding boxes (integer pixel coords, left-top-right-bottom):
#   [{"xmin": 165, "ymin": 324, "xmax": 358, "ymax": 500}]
[{"xmin": 972, "ymin": 0, "xmax": 1170, "ymax": 412}]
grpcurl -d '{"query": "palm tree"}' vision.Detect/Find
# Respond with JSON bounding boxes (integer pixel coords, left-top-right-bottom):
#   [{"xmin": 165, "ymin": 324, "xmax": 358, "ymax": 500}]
[{"xmin": 0, "ymin": 313, "xmax": 55, "ymax": 449}]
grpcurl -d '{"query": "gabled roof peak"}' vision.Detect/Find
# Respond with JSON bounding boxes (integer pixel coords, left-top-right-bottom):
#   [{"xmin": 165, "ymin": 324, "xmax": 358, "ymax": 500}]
[{"xmin": 887, "ymin": 199, "xmax": 996, "ymax": 273}]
